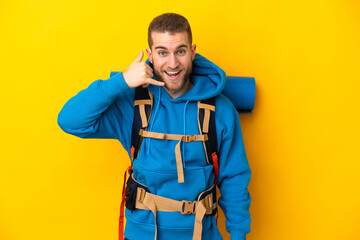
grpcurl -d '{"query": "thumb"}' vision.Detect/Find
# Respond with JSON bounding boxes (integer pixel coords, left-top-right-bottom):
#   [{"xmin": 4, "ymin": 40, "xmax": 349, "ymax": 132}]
[{"xmin": 133, "ymin": 50, "xmax": 144, "ymax": 63}]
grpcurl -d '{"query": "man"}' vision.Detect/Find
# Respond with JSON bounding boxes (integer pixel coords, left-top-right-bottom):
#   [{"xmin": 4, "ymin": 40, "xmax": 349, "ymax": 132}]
[{"xmin": 58, "ymin": 13, "xmax": 251, "ymax": 240}]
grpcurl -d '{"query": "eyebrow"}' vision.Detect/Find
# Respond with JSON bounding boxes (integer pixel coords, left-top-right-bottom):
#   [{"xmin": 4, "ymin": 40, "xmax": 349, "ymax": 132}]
[{"xmin": 154, "ymin": 44, "xmax": 188, "ymax": 50}]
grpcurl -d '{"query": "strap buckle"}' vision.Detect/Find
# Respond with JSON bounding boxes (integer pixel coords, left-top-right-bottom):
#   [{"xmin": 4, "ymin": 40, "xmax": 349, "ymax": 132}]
[
  {"xmin": 204, "ymin": 194, "xmax": 213, "ymax": 209},
  {"xmin": 184, "ymin": 135, "xmax": 196, "ymax": 142},
  {"xmin": 136, "ymin": 188, "xmax": 146, "ymax": 203},
  {"xmin": 181, "ymin": 200, "xmax": 196, "ymax": 214}
]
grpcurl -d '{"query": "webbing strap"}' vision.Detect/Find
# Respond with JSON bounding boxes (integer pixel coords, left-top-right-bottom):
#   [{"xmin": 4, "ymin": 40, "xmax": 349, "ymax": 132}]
[
  {"xmin": 139, "ymin": 130, "xmax": 208, "ymax": 183},
  {"xmin": 198, "ymin": 103, "xmax": 215, "ymax": 133},
  {"xmin": 136, "ymin": 188, "xmax": 216, "ymax": 213},
  {"xmin": 141, "ymin": 193, "xmax": 158, "ymax": 240},
  {"xmin": 175, "ymin": 142, "xmax": 185, "ymax": 183},
  {"xmin": 198, "ymin": 103, "xmax": 215, "ymax": 112},
  {"xmin": 135, "ymin": 99, "xmax": 153, "ymax": 128},
  {"xmin": 202, "ymin": 109, "xmax": 210, "ymax": 133},
  {"xmin": 193, "ymin": 201, "xmax": 208, "ymax": 240},
  {"xmin": 140, "ymin": 130, "xmax": 208, "ymax": 142},
  {"xmin": 134, "ymin": 99, "xmax": 152, "ymax": 106},
  {"xmin": 139, "ymin": 105, "xmax": 148, "ymax": 128},
  {"xmin": 135, "ymin": 188, "xmax": 216, "ymax": 240},
  {"xmin": 119, "ymin": 166, "xmax": 132, "ymax": 240}
]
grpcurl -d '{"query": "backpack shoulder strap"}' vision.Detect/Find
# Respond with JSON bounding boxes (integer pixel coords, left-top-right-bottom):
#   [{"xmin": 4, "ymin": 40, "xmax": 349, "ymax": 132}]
[
  {"xmin": 198, "ymin": 98, "xmax": 219, "ymax": 183},
  {"xmin": 120, "ymin": 87, "xmax": 152, "ymax": 240},
  {"xmin": 131, "ymin": 87, "xmax": 153, "ymax": 161}
]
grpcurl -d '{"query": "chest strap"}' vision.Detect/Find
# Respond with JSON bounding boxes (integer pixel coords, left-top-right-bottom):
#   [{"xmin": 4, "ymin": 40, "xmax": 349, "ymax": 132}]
[
  {"xmin": 139, "ymin": 129, "xmax": 208, "ymax": 183},
  {"xmin": 134, "ymin": 182, "xmax": 217, "ymax": 240}
]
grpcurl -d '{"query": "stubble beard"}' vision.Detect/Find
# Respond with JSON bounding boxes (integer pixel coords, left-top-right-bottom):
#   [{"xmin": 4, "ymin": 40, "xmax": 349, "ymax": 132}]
[{"xmin": 154, "ymin": 64, "xmax": 192, "ymax": 95}]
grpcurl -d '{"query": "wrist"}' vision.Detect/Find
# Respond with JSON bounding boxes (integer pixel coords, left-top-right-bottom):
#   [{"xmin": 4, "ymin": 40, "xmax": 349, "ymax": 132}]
[
  {"xmin": 101, "ymin": 72, "xmax": 130, "ymax": 100},
  {"xmin": 122, "ymin": 71, "xmax": 131, "ymax": 88}
]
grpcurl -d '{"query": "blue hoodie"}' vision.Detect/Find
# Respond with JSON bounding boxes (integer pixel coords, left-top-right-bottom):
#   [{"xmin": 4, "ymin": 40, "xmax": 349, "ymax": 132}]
[{"xmin": 58, "ymin": 53, "xmax": 251, "ymax": 240}]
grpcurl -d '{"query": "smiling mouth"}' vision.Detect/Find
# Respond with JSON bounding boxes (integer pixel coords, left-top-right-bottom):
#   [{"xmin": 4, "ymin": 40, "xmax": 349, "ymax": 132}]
[{"xmin": 165, "ymin": 70, "xmax": 181, "ymax": 80}]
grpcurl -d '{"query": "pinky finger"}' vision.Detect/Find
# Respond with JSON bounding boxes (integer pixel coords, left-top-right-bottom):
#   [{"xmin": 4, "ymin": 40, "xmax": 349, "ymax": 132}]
[{"xmin": 147, "ymin": 78, "xmax": 165, "ymax": 86}]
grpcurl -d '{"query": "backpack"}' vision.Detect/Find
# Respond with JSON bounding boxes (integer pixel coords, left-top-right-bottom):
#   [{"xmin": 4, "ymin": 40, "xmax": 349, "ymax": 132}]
[{"xmin": 119, "ymin": 86, "xmax": 219, "ymax": 240}]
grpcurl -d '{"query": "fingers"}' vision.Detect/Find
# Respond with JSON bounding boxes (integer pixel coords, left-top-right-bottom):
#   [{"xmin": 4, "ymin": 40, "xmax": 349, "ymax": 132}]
[
  {"xmin": 146, "ymin": 78, "xmax": 165, "ymax": 86},
  {"xmin": 126, "ymin": 50, "xmax": 161, "ymax": 88},
  {"xmin": 133, "ymin": 50, "xmax": 144, "ymax": 64},
  {"xmin": 145, "ymin": 65, "xmax": 153, "ymax": 78}
]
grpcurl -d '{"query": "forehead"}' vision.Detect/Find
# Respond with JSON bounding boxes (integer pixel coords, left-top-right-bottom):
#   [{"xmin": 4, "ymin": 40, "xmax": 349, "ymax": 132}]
[{"xmin": 151, "ymin": 31, "xmax": 191, "ymax": 49}]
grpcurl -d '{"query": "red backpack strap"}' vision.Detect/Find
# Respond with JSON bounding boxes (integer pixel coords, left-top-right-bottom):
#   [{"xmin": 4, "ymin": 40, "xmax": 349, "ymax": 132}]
[
  {"xmin": 119, "ymin": 165, "xmax": 132, "ymax": 240},
  {"xmin": 198, "ymin": 98, "xmax": 219, "ymax": 183}
]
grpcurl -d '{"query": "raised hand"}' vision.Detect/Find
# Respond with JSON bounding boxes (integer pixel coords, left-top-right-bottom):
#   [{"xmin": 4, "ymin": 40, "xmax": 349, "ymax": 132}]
[{"xmin": 122, "ymin": 50, "xmax": 164, "ymax": 88}]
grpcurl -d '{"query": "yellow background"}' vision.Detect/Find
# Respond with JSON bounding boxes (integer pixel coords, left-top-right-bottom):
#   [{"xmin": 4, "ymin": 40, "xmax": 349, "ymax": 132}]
[{"xmin": 1, "ymin": 0, "xmax": 359, "ymax": 239}]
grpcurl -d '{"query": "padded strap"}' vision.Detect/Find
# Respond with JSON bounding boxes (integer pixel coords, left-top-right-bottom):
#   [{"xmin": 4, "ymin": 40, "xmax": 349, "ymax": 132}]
[
  {"xmin": 198, "ymin": 99, "xmax": 218, "ymax": 166},
  {"xmin": 131, "ymin": 87, "xmax": 153, "ymax": 160}
]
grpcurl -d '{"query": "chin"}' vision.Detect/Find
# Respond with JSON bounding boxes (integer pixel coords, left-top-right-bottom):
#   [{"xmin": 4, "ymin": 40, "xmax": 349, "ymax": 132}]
[
  {"xmin": 165, "ymin": 80, "xmax": 185, "ymax": 91},
  {"xmin": 164, "ymin": 84, "xmax": 181, "ymax": 93}
]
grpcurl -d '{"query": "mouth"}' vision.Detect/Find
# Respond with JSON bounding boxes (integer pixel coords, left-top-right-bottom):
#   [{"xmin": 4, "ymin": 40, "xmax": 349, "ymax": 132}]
[{"xmin": 164, "ymin": 70, "xmax": 181, "ymax": 80}]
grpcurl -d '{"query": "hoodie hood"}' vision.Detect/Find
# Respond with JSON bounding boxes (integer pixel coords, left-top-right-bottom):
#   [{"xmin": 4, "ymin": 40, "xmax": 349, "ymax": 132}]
[{"xmin": 146, "ymin": 53, "xmax": 226, "ymax": 103}]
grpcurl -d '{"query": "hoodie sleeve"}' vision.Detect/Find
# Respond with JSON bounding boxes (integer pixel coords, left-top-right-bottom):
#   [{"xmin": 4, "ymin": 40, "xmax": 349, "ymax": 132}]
[
  {"xmin": 216, "ymin": 96, "xmax": 251, "ymax": 240},
  {"xmin": 57, "ymin": 72, "xmax": 134, "ymax": 153}
]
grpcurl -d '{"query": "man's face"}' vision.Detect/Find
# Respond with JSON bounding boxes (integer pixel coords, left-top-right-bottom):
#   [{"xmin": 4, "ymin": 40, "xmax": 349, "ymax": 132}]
[{"xmin": 146, "ymin": 31, "xmax": 196, "ymax": 98}]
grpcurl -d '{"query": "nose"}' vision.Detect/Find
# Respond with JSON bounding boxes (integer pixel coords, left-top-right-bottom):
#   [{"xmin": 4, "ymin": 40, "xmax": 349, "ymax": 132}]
[{"xmin": 168, "ymin": 54, "xmax": 180, "ymax": 69}]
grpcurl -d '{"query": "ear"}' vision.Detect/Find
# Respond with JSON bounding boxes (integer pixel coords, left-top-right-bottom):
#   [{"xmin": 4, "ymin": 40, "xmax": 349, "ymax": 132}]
[
  {"xmin": 191, "ymin": 44, "xmax": 197, "ymax": 60},
  {"xmin": 146, "ymin": 48, "xmax": 153, "ymax": 64}
]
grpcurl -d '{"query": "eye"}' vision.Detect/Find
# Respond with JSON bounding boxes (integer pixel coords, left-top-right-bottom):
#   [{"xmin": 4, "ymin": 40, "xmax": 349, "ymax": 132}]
[
  {"xmin": 177, "ymin": 50, "xmax": 185, "ymax": 55},
  {"xmin": 159, "ymin": 51, "xmax": 167, "ymax": 56}
]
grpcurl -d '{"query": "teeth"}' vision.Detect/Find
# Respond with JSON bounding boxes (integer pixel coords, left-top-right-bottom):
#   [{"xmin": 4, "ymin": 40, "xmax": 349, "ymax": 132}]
[{"xmin": 167, "ymin": 71, "xmax": 180, "ymax": 74}]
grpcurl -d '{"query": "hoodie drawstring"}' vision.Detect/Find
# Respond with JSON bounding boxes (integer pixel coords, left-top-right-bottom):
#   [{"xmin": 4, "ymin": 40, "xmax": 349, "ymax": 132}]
[
  {"xmin": 145, "ymin": 90, "xmax": 190, "ymax": 175},
  {"xmin": 182, "ymin": 100, "xmax": 190, "ymax": 168}
]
